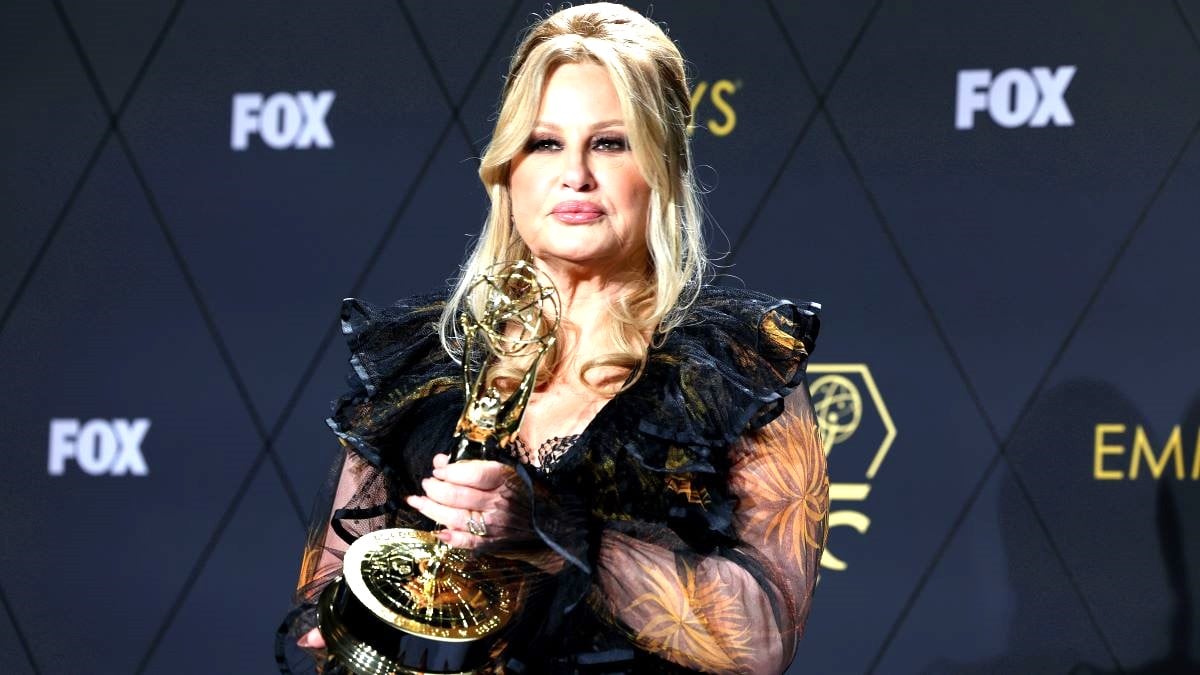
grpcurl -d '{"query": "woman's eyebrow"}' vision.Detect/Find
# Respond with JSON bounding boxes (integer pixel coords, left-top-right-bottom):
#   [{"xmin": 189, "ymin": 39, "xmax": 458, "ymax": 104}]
[{"xmin": 532, "ymin": 119, "xmax": 626, "ymax": 131}]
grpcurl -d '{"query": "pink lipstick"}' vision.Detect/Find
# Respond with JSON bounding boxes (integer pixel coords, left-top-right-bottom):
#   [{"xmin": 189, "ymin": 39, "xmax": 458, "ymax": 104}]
[{"xmin": 551, "ymin": 201, "xmax": 604, "ymax": 224}]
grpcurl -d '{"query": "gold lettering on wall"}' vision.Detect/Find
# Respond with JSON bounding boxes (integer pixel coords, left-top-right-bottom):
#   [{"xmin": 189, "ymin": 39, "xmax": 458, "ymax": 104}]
[
  {"xmin": 689, "ymin": 79, "xmax": 740, "ymax": 137},
  {"xmin": 1093, "ymin": 424, "xmax": 1200, "ymax": 480}
]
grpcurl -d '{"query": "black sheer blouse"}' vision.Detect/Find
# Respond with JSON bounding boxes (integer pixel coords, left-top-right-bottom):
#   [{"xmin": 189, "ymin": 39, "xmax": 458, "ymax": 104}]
[{"xmin": 279, "ymin": 286, "xmax": 828, "ymax": 674}]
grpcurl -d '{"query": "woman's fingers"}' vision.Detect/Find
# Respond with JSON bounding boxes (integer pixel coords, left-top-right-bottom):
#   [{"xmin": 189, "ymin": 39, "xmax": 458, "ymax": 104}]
[
  {"xmin": 418, "ymin": 476, "xmax": 493, "ymax": 511},
  {"xmin": 432, "ymin": 458, "xmax": 515, "ymax": 491},
  {"xmin": 297, "ymin": 627, "xmax": 326, "ymax": 649},
  {"xmin": 405, "ymin": 493, "xmax": 523, "ymax": 546},
  {"xmin": 405, "ymin": 494, "xmax": 479, "ymax": 533},
  {"xmin": 401, "ymin": 455, "xmax": 529, "ymax": 547},
  {"xmin": 435, "ymin": 528, "xmax": 485, "ymax": 549}
]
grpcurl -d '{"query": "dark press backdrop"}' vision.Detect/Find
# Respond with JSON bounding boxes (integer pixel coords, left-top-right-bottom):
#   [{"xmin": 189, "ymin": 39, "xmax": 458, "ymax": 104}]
[{"xmin": 2, "ymin": 1, "xmax": 1198, "ymax": 673}]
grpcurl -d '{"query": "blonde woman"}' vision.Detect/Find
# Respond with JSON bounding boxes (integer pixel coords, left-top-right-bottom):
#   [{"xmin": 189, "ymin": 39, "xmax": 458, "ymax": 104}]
[{"xmin": 282, "ymin": 4, "xmax": 827, "ymax": 673}]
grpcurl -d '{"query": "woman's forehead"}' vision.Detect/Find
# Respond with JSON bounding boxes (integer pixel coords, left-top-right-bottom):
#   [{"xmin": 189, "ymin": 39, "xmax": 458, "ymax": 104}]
[{"xmin": 534, "ymin": 63, "xmax": 624, "ymax": 123}]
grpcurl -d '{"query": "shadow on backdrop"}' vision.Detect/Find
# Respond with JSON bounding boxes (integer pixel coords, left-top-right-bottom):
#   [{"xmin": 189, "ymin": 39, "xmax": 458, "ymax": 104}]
[{"xmin": 922, "ymin": 380, "xmax": 1198, "ymax": 674}]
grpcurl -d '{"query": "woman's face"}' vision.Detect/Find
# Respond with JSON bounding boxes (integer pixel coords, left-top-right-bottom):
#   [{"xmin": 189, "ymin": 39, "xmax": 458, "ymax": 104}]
[{"xmin": 509, "ymin": 62, "xmax": 651, "ymax": 277}]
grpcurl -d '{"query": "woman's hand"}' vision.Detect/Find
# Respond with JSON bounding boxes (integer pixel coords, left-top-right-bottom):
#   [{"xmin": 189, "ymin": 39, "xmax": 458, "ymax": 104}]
[
  {"xmin": 297, "ymin": 627, "xmax": 325, "ymax": 649},
  {"xmin": 405, "ymin": 453, "xmax": 527, "ymax": 549}
]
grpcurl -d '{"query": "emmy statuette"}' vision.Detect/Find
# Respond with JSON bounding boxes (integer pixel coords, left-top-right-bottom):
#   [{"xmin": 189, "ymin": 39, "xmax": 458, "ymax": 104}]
[{"xmin": 318, "ymin": 261, "xmax": 559, "ymax": 674}]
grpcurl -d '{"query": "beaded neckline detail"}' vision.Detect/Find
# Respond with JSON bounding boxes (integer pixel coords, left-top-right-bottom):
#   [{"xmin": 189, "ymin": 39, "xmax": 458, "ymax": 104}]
[{"xmin": 508, "ymin": 434, "xmax": 582, "ymax": 474}]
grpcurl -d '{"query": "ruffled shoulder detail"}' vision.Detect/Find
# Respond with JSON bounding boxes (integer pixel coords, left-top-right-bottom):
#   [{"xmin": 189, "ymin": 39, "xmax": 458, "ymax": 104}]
[
  {"xmin": 326, "ymin": 292, "xmax": 462, "ymax": 472},
  {"xmin": 631, "ymin": 285, "xmax": 819, "ymax": 454},
  {"xmin": 586, "ymin": 285, "xmax": 819, "ymax": 550},
  {"xmin": 338, "ymin": 292, "xmax": 453, "ymax": 398}
]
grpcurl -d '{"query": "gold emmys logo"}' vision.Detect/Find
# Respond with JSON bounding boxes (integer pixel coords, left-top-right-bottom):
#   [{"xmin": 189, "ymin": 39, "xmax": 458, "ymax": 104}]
[
  {"xmin": 809, "ymin": 364, "xmax": 896, "ymax": 572},
  {"xmin": 689, "ymin": 79, "xmax": 739, "ymax": 137},
  {"xmin": 1094, "ymin": 424, "xmax": 1200, "ymax": 480}
]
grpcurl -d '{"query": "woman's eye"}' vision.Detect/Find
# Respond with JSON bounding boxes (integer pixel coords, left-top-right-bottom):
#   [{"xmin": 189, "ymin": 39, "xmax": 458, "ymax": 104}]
[
  {"xmin": 526, "ymin": 137, "xmax": 561, "ymax": 152},
  {"xmin": 593, "ymin": 136, "xmax": 629, "ymax": 152}
]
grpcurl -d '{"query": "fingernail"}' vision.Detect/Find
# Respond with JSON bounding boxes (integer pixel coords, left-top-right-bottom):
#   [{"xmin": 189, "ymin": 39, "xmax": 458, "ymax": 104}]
[
  {"xmin": 422, "ymin": 477, "xmax": 432, "ymax": 489},
  {"xmin": 432, "ymin": 468, "xmax": 446, "ymax": 479},
  {"xmin": 405, "ymin": 495, "xmax": 420, "ymax": 507}
]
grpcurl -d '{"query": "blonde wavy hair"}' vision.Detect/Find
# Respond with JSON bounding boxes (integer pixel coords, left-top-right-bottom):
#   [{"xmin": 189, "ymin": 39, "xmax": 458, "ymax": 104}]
[{"xmin": 439, "ymin": 2, "xmax": 706, "ymax": 391}]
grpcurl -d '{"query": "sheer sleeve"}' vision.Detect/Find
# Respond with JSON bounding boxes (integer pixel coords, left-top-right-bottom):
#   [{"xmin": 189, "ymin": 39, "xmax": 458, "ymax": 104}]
[
  {"xmin": 279, "ymin": 440, "xmax": 425, "ymax": 667},
  {"xmin": 293, "ymin": 442, "xmax": 398, "ymax": 607},
  {"xmin": 591, "ymin": 385, "xmax": 829, "ymax": 674},
  {"xmin": 280, "ymin": 293, "xmax": 457, "ymax": 645}
]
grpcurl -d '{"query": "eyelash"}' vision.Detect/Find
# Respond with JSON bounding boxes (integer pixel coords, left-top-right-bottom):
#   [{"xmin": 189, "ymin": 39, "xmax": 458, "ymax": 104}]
[
  {"xmin": 526, "ymin": 135, "xmax": 630, "ymax": 153},
  {"xmin": 593, "ymin": 135, "xmax": 629, "ymax": 152}
]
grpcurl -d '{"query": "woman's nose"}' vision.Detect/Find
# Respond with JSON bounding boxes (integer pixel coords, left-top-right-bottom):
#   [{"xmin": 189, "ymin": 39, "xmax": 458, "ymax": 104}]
[{"xmin": 561, "ymin": 150, "xmax": 595, "ymax": 191}]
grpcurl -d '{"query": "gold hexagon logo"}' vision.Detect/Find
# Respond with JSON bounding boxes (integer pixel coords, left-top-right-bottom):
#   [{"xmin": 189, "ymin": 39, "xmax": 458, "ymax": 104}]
[{"xmin": 808, "ymin": 363, "xmax": 896, "ymax": 572}]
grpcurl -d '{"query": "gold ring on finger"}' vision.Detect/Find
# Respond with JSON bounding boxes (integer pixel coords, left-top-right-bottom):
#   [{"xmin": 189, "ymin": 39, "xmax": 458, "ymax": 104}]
[{"xmin": 466, "ymin": 511, "xmax": 488, "ymax": 537}]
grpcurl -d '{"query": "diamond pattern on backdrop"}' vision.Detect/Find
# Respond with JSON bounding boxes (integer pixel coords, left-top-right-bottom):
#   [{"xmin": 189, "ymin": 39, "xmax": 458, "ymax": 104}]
[
  {"xmin": 2, "ymin": 1, "xmax": 1199, "ymax": 673},
  {"xmin": 1184, "ymin": 0, "xmax": 1200, "ymax": 46},
  {"xmin": 732, "ymin": 115, "xmax": 1000, "ymax": 675},
  {"xmin": 876, "ymin": 465, "xmax": 1119, "ymax": 673},
  {"xmin": 400, "ymin": 0, "xmax": 524, "ymax": 154},
  {"xmin": 114, "ymin": 2, "xmax": 535, "ymax": 668},
  {"xmin": 0, "ymin": 0, "xmax": 109, "ymax": 322},
  {"xmin": 452, "ymin": 0, "xmax": 549, "ymax": 148},
  {"xmin": 849, "ymin": 4, "xmax": 1200, "ymax": 672},
  {"xmin": 826, "ymin": 0, "xmax": 1200, "ymax": 438},
  {"xmin": 0, "ymin": 139, "xmax": 264, "ymax": 673},
  {"xmin": 138, "ymin": 468, "xmax": 307, "ymax": 674},
  {"xmin": 118, "ymin": 0, "xmax": 456, "ymax": 427},
  {"xmin": 724, "ymin": 0, "xmax": 882, "ymax": 265},
  {"xmin": 1006, "ymin": 130, "xmax": 1200, "ymax": 670},
  {"xmin": 645, "ymin": 0, "xmax": 819, "ymax": 251},
  {"xmin": 771, "ymin": 0, "xmax": 879, "ymax": 94},
  {"xmin": 266, "ymin": 4, "xmax": 526, "ymax": 511},
  {"xmin": 57, "ymin": 0, "xmax": 179, "ymax": 109},
  {"xmin": 0, "ymin": 584, "xmax": 37, "ymax": 675}
]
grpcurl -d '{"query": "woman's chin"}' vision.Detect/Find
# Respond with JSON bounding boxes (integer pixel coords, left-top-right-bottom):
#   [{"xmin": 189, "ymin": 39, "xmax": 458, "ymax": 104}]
[{"xmin": 531, "ymin": 249, "xmax": 623, "ymax": 270}]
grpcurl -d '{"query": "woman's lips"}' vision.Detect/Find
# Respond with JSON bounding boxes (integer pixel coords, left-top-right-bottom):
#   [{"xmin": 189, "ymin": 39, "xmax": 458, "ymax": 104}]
[{"xmin": 551, "ymin": 201, "xmax": 604, "ymax": 224}]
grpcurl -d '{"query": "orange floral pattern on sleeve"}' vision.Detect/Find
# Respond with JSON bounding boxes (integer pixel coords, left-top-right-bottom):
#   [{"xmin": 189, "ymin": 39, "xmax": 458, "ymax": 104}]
[
  {"xmin": 596, "ymin": 389, "xmax": 829, "ymax": 673},
  {"xmin": 731, "ymin": 398, "xmax": 830, "ymax": 561},
  {"xmin": 626, "ymin": 556, "xmax": 752, "ymax": 672}
]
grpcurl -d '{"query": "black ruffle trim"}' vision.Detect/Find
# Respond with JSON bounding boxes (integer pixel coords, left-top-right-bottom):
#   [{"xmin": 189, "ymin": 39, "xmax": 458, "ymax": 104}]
[
  {"xmin": 325, "ymin": 293, "xmax": 457, "ymax": 465},
  {"xmin": 625, "ymin": 285, "xmax": 818, "ymax": 460},
  {"xmin": 585, "ymin": 285, "xmax": 819, "ymax": 551},
  {"xmin": 336, "ymin": 293, "xmax": 453, "ymax": 400}
]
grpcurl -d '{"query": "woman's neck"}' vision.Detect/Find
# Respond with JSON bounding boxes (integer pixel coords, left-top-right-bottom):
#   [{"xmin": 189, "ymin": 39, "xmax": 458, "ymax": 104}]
[
  {"xmin": 532, "ymin": 256, "xmax": 642, "ymax": 333},
  {"xmin": 530, "ymin": 256, "xmax": 648, "ymax": 389}
]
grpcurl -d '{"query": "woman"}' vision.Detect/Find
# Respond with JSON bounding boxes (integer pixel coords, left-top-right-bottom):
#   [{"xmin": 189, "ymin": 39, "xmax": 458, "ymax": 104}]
[{"xmin": 281, "ymin": 3, "xmax": 828, "ymax": 673}]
